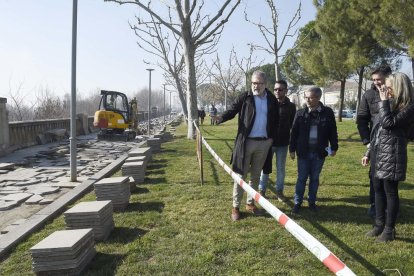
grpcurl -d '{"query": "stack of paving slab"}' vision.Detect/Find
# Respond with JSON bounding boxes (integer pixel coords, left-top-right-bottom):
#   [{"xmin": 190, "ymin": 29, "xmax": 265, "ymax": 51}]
[
  {"xmin": 64, "ymin": 200, "xmax": 114, "ymax": 241},
  {"xmin": 146, "ymin": 137, "xmax": 161, "ymax": 152},
  {"xmin": 128, "ymin": 147, "xmax": 152, "ymax": 162},
  {"xmin": 125, "ymin": 155, "xmax": 147, "ymax": 169},
  {"xmin": 30, "ymin": 229, "xmax": 96, "ymax": 275},
  {"xmin": 94, "ymin": 176, "xmax": 130, "ymax": 211},
  {"xmin": 121, "ymin": 161, "xmax": 146, "ymax": 184}
]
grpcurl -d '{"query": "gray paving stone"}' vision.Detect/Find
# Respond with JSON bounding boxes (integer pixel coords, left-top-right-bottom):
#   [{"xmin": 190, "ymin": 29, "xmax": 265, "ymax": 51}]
[
  {"xmin": 25, "ymin": 194, "xmax": 44, "ymax": 204},
  {"xmin": 26, "ymin": 186, "xmax": 60, "ymax": 196},
  {"xmin": 11, "ymin": 218, "xmax": 28, "ymax": 225},
  {"xmin": 0, "ymin": 191, "xmax": 19, "ymax": 196},
  {"xmin": 14, "ymin": 179, "xmax": 41, "ymax": 186},
  {"xmin": 0, "ymin": 163, "xmax": 15, "ymax": 170},
  {"xmin": 39, "ymin": 198, "xmax": 54, "ymax": 205},
  {"xmin": 2, "ymin": 193, "xmax": 33, "ymax": 203},
  {"xmin": 0, "ymin": 200, "xmax": 18, "ymax": 210},
  {"xmin": 1, "ymin": 224, "xmax": 18, "ymax": 234},
  {"xmin": 30, "ymin": 229, "xmax": 93, "ymax": 253}
]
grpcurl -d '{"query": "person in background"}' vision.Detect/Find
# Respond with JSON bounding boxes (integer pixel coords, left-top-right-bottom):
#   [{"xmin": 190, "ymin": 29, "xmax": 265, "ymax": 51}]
[
  {"xmin": 198, "ymin": 108, "xmax": 206, "ymax": 124},
  {"xmin": 363, "ymin": 72, "xmax": 414, "ymax": 242},
  {"xmin": 357, "ymin": 65, "xmax": 392, "ymax": 218},
  {"xmin": 209, "ymin": 104, "xmax": 217, "ymax": 125},
  {"xmin": 259, "ymin": 80, "xmax": 296, "ymax": 200},
  {"xmin": 289, "ymin": 86, "xmax": 338, "ymax": 213},
  {"xmin": 213, "ymin": 70, "xmax": 279, "ymax": 221}
]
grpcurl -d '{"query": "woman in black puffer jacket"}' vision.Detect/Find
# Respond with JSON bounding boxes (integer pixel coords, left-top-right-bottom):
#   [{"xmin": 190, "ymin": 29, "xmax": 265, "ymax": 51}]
[{"xmin": 362, "ymin": 72, "xmax": 414, "ymax": 242}]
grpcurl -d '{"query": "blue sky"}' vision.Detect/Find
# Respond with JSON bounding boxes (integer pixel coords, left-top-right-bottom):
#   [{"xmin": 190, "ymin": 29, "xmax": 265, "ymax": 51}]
[{"xmin": 0, "ymin": 1, "xmax": 409, "ymax": 104}]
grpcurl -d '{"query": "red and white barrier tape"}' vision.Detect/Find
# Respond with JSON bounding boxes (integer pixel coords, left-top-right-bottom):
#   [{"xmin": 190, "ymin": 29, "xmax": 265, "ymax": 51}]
[{"xmin": 194, "ymin": 124, "xmax": 355, "ymax": 275}]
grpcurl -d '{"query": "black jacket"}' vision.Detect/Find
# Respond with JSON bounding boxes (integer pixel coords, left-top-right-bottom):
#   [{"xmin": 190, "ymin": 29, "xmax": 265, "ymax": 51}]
[
  {"xmin": 220, "ymin": 89, "xmax": 279, "ymax": 174},
  {"xmin": 372, "ymin": 101, "xmax": 414, "ymax": 181},
  {"xmin": 289, "ymin": 103, "xmax": 338, "ymax": 159},
  {"xmin": 262, "ymin": 96, "xmax": 296, "ymax": 174},
  {"xmin": 357, "ymin": 87, "xmax": 381, "ymax": 145}
]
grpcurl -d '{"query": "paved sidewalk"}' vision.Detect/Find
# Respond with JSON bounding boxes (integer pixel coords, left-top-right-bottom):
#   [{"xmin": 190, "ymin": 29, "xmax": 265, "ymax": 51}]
[{"xmin": 0, "ymin": 133, "xmax": 146, "ymax": 259}]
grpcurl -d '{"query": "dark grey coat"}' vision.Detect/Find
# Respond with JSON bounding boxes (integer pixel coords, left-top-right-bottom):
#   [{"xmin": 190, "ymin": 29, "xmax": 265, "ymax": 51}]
[
  {"xmin": 374, "ymin": 100, "xmax": 414, "ymax": 181},
  {"xmin": 220, "ymin": 89, "xmax": 279, "ymax": 174}
]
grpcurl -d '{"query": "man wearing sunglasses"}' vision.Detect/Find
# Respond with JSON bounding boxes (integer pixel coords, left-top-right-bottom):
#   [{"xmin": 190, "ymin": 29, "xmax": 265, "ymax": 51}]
[{"xmin": 259, "ymin": 80, "xmax": 296, "ymax": 201}]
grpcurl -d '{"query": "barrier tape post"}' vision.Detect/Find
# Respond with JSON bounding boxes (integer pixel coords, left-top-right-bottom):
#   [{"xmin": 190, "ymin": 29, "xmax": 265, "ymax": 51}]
[
  {"xmin": 194, "ymin": 123, "xmax": 355, "ymax": 276},
  {"xmin": 196, "ymin": 124, "xmax": 204, "ymax": 185}
]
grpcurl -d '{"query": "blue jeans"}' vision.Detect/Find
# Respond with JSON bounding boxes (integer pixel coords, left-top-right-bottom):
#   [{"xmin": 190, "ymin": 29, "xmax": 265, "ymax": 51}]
[
  {"xmin": 259, "ymin": 146, "xmax": 288, "ymax": 192},
  {"xmin": 294, "ymin": 152, "xmax": 325, "ymax": 205}
]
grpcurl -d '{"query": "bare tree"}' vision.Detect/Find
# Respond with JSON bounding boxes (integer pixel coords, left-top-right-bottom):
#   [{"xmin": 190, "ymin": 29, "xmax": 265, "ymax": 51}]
[
  {"xmin": 245, "ymin": 0, "xmax": 301, "ymax": 81},
  {"xmin": 6, "ymin": 79, "xmax": 36, "ymax": 121},
  {"xmin": 232, "ymin": 45, "xmax": 264, "ymax": 90},
  {"xmin": 210, "ymin": 52, "xmax": 244, "ymax": 110},
  {"xmin": 105, "ymin": 0, "xmax": 241, "ymax": 138},
  {"xmin": 34, "ymin": 86, "xmax": 67, "ymax": 119}
]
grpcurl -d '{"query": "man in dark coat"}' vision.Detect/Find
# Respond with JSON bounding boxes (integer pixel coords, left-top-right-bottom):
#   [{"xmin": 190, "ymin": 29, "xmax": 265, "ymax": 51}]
[
  {"xmin": 259, "ymin": 80, "xmax": 296, "ymax": 200},
  {"xmin": 214, "ymin": 70, "xmax": 279, "ymax": 221},
  {"xmin": 289, "ymin": 86, "xmax": 338, "ymax": 213},
  {"xmin": 356, "ymin": 65, "xmax": 392, "ymax": 217}
]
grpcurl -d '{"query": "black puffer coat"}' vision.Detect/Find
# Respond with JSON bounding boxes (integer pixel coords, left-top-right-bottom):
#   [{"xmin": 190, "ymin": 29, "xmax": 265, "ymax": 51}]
[
  {"xmin": 374, "ymin": 101, "xmax": 414, "ymax": 181},
  {"xmin": 220, "ymin": 89, "xmax": 279, "ymax": 174}
]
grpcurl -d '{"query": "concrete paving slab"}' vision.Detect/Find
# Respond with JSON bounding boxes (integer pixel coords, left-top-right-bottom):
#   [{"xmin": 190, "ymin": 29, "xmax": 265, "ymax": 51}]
[
  {"xmin": 0, "ymin": 200, "xmax": 18, "ymax": 210},
  {"xmin": 0, "ymin": 163, "xmax": 15, "ymax": 170},
  {"xmin": 25, "ymin": 194, "xmax": 44, "ymax": 205},
  {"xmin": 39, "ymin": 199, "xmax": 54, "ymax": 205},
  {"xmin": 26, "ymin": 186, "xmax": 60, "ymax": 196},
  {"xmin": 11, "ymin": 218, "xmax": 28, "ymax": 225},
  {"xmin": 1, "ymin": 224, "xmax": 18, "ymax": 234},
  {"xmin": 2, "ymin": 193, "xmax": 33, "ymax": 203},
  {"xmin": 14, "ymin": 179, "xmax": 41, "ymax": 186}
]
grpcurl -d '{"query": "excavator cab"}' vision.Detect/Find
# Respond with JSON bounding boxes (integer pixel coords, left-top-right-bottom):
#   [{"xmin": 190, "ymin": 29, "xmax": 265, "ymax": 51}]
[{"xmin": 93, "ymin": 90, "xmax": 137, "ymax": 140}]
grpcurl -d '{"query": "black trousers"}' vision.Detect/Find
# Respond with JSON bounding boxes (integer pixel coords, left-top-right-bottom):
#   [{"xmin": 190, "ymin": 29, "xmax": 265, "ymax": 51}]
[{"xmin": 373, "ymin": 177, "xmax": 399, "ymax": 229}]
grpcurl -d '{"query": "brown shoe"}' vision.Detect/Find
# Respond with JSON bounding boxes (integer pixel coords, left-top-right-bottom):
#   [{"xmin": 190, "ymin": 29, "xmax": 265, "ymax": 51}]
[
  {"xmin": 246, "ymin": 204, "xmax": 263, "ymax": 216},
  {"xmin": 231, "ymin": 207, "xmax": 240, "ymax": 221}
]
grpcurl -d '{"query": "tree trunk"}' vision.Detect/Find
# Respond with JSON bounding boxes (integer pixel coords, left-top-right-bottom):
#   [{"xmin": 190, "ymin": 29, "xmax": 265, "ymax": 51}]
[
  {"xmin": 174, "ymin": 78, "xmax": 188, "ymax": 118},
  {"xmin": 411, "ymin": 57, "xmax": 414, "ymax": 80},
  {"xmin": 274, "ymin": 60, "xmax": 281, "ymax": 81},
  {"xmin": 338, "ymin": 78, "xmax": 346, "ymax": 123},
  {"xmin": 356, "ymin": 66, "xmax": 364, "ymax": 115},
  {"xmin": 183, "ymin": 42, "xmax": 198, "ymax": 138}
]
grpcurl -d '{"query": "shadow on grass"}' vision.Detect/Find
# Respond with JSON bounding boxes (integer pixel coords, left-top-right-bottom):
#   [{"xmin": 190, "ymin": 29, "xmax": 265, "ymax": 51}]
[
  {"xmin": 125, "ymin": 201, "xmax": 165, "ymax": 213},
  {"xmin": 258, "ymin": 197, "xmax": 384, "ymax": 273},
  {"xmin": 106, "ymin": 227, "xmax": 148, "ymax": 244},
  {"xmin": 144, "ymin": 176, "xmax": 167, "ymax": 184},
  {"xmin": 400, "ymin": 182, "xmax": 414, "ymax": 190},
  {"xmin": 310, "ymin": 222, "xmax": 384, "ymax": 275},
  {"xmin": 132, "ymin": 187, "xmax": 149, "ymax": 194},
  {"xmin": 147, "ymin": 163, "xmax": 166, "ymax": 170},
  {"xmin": 160, "ymin": 149, "xmax": 177, "ymax": 153},
  {"xmin": 208, "ymin": 160, "xmax": 220, "ymax": 186},
  {"xmin": 150, "ymin": 158, "xmax": 168, "ymax": 164},
  {"xmin": 85, "ymin": 252, "xmax": 125, "ymax": 275}
]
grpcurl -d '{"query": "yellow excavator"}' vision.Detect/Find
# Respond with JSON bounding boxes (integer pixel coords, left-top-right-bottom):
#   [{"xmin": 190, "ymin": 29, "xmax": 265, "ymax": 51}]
[{"xmin": 93, "ymin": 90, "xmax": 139, "ymax": 141}]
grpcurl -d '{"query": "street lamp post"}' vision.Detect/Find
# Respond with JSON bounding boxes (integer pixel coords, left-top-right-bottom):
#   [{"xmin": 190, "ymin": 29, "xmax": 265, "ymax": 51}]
[
  {"xmin": 146, "ymin": 68, "xmax": 154, "ymax": 137},
  {"xmin": 163, "ymin": 84, "xmax": 166, "ymax": 123},
  {"xmin": 169, "ymin": 90, "xmax": 172, "ymax": 120},
  {"xmin": 70, "ymin": 0, "xmax": 78, "ymax": 182}
]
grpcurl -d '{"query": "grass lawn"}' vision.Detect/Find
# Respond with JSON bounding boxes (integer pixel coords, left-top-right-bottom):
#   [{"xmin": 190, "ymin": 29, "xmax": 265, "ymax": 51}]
[{"xmin": 1, "ymin": 119, "xmax": 414, "ymax": 275}]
